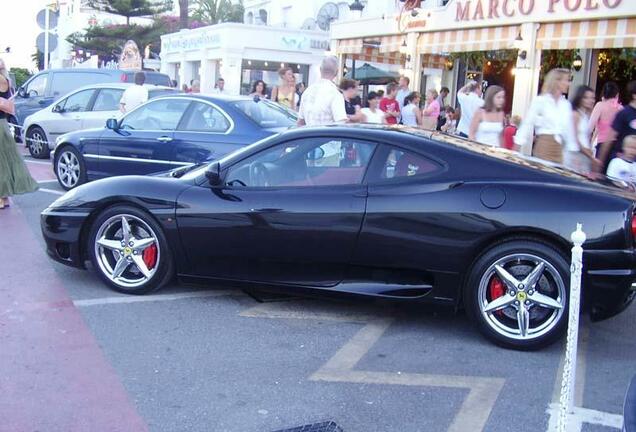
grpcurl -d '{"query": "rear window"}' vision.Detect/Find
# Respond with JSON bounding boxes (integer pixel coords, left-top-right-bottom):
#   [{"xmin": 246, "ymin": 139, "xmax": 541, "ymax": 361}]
[
  {"xmin": 124, "ymin": 72, "xmax": 172, "ymax": 87},
  {"xmin": 231, "ymin": 99, "xmax": 296, "ymax": 129}
]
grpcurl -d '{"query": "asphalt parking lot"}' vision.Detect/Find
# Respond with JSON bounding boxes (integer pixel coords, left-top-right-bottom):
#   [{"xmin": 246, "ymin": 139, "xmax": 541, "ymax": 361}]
[{"xmin": 2, "ymin": 151, "xmax": 634, "ymax": 432}]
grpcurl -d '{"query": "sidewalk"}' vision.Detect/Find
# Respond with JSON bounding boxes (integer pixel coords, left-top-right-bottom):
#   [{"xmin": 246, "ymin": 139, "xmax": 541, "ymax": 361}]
[{"xmin": 0, "ymin": 205, "xmax": 147, "ymax": 432}]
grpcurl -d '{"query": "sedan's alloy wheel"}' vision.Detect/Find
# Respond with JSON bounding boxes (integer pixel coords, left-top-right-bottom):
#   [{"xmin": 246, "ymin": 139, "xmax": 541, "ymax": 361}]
[
  {"xmin": 478, "ymin": 253, "xmax": 566, "ymax": 341},
  {"xmin": 28, "ymin": 128, "xmax": 48, "ymax": 157},
  {"xmin": 57, "ymin": 150, "xmax": 81, "ymax": 189},
  {"xmin": 93, "ymin": 214, "xmax": 160, "ymax": 289}
]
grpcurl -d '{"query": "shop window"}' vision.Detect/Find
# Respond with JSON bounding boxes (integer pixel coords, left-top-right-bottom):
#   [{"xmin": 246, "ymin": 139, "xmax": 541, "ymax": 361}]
[
  {"xmin": 257, "ymin": 9, "xmax": 268, "ymax": 25},
  {"xmin": 245, "ymin": 11, "xmax": 253, "ymax": 24}
]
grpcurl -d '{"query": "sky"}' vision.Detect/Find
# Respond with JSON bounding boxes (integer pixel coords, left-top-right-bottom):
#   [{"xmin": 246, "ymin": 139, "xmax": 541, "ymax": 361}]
[{"xmin": 0, "ymin": 0, "xmax": 47, "ymax": 70}]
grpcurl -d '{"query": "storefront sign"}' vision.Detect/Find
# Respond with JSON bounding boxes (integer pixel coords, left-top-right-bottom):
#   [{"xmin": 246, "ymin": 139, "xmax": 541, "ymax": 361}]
[
  {"xmin": 455, "ymin": 0, "xmax": 623, "ymax": 22},
  {"xmin": 280, "ymin": 36, "xmax": 329, "ymax": 51},
  {"xmin": 163, "ymin": 32, "xmax": 221, "ymax": 53}
]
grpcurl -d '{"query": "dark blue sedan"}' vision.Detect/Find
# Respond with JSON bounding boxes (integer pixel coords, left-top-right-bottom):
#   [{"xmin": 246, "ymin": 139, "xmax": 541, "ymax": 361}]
[{"xmin": 52, "ymin": 94, "xmax": 296, "ymax": 189}]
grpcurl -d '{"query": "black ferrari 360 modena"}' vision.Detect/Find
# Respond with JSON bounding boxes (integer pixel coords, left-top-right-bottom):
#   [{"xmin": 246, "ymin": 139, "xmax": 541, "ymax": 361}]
[{"xmin": 41, "ymin": 125, "xmax": 636, "ymax": 349}]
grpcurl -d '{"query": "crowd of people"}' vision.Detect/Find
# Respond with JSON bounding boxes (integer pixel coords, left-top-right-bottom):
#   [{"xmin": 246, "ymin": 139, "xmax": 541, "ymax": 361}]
[{"xmin": 296, "ymin": 57, "xmax": 636, "ymax": 183}]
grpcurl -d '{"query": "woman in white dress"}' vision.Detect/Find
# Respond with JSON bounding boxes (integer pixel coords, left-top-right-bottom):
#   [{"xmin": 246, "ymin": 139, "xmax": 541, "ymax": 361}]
[
  {"xmin": 469, "ymin": 85, "xmax": 505, "ymax": 146},
  {"xmin": 401, "ymin": 92, "xmax": 422, "ymax": 127},
  {"xmin": 564, "ymin": 85, "xmax": 599, "ymax": 174},
  {"xmin": 361, "ymin": 91, "xmax": 386, "ymax": 124}
]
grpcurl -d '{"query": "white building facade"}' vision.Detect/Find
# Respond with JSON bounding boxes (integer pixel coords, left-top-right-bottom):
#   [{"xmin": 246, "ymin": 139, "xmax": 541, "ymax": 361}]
[{"xmin": 160, "ymin": 0, "xmax": 403, "ymax": 95}]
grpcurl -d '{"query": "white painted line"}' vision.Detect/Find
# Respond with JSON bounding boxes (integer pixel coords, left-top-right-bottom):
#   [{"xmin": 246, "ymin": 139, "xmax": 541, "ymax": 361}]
[
  {"xmin": 73, "ymin": 290, "xmax": 235, "ymax": 307},
  {"xmin": 546, "ymin": 403, "xmax": 623, "ymax": 431},
  {"xmin": 37, "ymin": 179, "xmax": 59, "ymax": 184},
  {"xmin": 24, "ymin": 159, "xmax": 52, "ymax": 165},
  {"xmin": 38, "ymin": 188, "xmax": 64, "ymax": 196}
]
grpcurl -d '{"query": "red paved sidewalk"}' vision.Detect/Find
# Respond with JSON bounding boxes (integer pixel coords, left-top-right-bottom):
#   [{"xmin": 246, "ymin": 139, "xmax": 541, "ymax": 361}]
[{"xmin": 0, "ymin": 205, "xmax": 148, "ymax": 432}]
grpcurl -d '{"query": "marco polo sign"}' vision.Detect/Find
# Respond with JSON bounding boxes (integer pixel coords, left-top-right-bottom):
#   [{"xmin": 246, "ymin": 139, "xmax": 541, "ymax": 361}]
[
  {"xmin": 406, "ymin": 0, "xmax": 632, "ymax": 31},
  {"xmin": 455, "ymin": 0, "xmax": 623, "ymax": 22}
]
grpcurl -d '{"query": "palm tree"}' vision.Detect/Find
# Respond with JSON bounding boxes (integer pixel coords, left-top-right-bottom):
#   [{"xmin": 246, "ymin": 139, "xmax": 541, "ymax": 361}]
[{"xmin": 179, "ymin": 0, "xmax": 188, "ymax": 29}]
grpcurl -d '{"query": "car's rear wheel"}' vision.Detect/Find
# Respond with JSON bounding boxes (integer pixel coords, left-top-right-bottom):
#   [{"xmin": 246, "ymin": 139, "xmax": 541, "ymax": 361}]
[
  {"xmin": 54, "ymin": 146, "xmax": 86, "ymax": 190},
  {"xmin": 26, "ymin": 126, "xmax": 51, "ymax": 159},
  {"xmin": 464, "ymin": 240, "xmax": 569, "ymax": 350},
  {"xmin": 88, "ymin": 205, "xmax": 173, "ymax": 294}
]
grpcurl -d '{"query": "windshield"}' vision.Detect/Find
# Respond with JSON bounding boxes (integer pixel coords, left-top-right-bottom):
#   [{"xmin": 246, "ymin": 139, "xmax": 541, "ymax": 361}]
[{"xmin": 232, "ymin": 99, "xmax": 297, "ymax": 129}]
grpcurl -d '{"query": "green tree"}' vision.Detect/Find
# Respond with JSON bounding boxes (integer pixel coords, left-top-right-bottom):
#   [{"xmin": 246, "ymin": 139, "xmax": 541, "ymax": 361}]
[
  {"xmin": 190, "ymin": 0, "xmax": 244, "ymax": 25},
  {"xmin": 31, "ymin": 49, "xmax": 44, "ymax": 71},
  {"xmin": 86, "ymin": 0, "xmax": 173, "ymax": 25},
  {"xmin": 10, "ymin": 68, "xmax": 32, "ymax": 87}
]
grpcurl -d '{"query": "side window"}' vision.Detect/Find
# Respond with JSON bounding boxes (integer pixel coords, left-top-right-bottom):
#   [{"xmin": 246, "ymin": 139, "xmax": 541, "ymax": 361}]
[
  {"xmin": 373, "ymin": 146, "xmax": 442, "ymax": 181},
  {"xmin": 180, "ymin": 102, "xmax": 230, "ymax": 133},
  {"xmin": 25, "ymin": 73, "xmax": 48, "ymax": 97},
  {"xmin": 92, "ymin": 89, "xmax": 124, "ymax": 111},
  {"xmin": 225, "ymin": 137, "xmax": 376, "ymax": 188},
  {"xmin": 60, "ymin": 89, "xmax": 95, "ymax": 112},
  {"xmin": 120, "ymin": 99, "xmax": 190, "ymax": 131},
  {"xmin": 50, "ymin": 72, "xmax": 109, "ymax": 97}
]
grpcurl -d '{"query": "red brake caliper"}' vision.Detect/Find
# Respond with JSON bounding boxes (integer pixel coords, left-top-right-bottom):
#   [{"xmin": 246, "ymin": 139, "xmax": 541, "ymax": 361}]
[
  {"xmin": 489, "ymin": 276, "xmax": 505, "ymax": 317},
  {"xmin": 142, "ymin": 244, "xmax": 158, "ymax": 270}
]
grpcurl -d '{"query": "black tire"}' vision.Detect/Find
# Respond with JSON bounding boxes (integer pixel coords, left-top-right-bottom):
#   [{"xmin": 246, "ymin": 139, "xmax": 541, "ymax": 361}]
[
  {"xmin": 87, "ymin": 205, "xmax": 174, "ymax": 295},
  {"xmin": 54, "ymin": 145, "xmax": 87, "ymax": 190},
  {"xmin": 26, "ymin": 126, "xmax": 51, "ymax": 159},
  {"xmin": 464, "ymin": 239, "xmax": 570, "ymax": 350}
]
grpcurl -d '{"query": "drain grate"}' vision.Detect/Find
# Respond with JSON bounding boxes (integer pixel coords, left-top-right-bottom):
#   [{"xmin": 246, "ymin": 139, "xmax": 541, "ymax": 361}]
[{"xmin": 271, "ymin": 421, "xmax": 344, "ymax": 432}]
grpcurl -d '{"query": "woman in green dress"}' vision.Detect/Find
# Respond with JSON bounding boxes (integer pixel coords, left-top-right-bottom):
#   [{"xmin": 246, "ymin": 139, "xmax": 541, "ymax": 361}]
[{"xmin": 0, "ymin": 59, "xmax": 38, "ymax": 208}]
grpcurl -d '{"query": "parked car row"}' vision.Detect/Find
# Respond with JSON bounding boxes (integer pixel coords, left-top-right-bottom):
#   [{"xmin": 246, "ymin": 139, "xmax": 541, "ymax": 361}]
[{"xmin": 10, "ymin": 67, "xmax": 172, "ymax": 143}]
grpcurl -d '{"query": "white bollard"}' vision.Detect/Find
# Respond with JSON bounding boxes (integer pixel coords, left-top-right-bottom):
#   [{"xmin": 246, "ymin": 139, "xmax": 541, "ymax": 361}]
[{"xmin": 557, "ymin": 223, "xmax": 586, "ymax": 432}]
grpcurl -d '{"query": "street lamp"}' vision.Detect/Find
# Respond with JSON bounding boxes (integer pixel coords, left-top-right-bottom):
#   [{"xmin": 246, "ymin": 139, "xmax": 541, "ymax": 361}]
[
  {"xmin": 349, "ymin": 0, "xmax": 364, "ymax": 19},
  {"xmin": 572, "ymin": 54, "xmax": 583, "ymax": 72}
]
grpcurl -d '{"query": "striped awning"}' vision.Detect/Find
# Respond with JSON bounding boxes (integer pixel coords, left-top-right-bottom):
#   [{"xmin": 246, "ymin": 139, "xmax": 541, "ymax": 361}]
[
  {"xmin": 336, "ymin": 35, "xmax": 405, "ymax": 55},
  {"xmin": 537, "ymin": 18, "xmax": 636, "ymax": 50},
  {"xmin": 422, "ymin": 54, "xmax": 448, "ymax": 69},
  {"xmin": 417, "ymin": 25, "xmax": 519, "ymax": 53},
  {"xmin": 349, "ymin": 47, "xmax": 405, "ymax": 66}
]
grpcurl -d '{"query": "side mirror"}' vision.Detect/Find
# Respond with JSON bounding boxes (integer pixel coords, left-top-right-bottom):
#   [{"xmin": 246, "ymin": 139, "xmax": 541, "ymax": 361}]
[
  {"xmin": 306, "ymin": 147, "xmax": 325, "ymax": 161},
  {"xmin": 205, "ymin": 162, "xmax": 222, "ymax": 186},
  {"xmin": 52, "ymin": 104, "xmax": 64, "ymax": 113},
  {"xmin": 106, "ymin": 118, "xmax": 119, "ymax": 130},
  {"xmin": 17, "ymin": 87, "xmax": 27, "ymax": 98}
]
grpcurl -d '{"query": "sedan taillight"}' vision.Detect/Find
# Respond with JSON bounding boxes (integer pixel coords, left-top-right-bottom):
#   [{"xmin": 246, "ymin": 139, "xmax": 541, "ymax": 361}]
[{"xmin": 631, "ymin": 214, "xmax": 636, "ymax": 241}]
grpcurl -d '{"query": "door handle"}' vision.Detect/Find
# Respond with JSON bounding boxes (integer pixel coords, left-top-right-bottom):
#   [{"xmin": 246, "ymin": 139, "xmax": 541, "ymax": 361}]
[{"xmin": 157, "ymin": 136, "xmax": 173, "ymax": 143}]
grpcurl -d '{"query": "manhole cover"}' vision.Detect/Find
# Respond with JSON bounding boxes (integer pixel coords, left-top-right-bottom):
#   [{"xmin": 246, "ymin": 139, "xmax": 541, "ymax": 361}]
[{"xmin": 271, "ymin": 421, "xmax": 344, "ymax": 432}]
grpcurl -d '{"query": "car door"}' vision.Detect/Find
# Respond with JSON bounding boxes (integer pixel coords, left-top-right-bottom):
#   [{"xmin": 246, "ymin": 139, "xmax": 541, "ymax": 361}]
[
  {"xmin": 176, "ymin": 135, "xmax": 377, "ymax": 285},
  {"xmin": 46, "ymin": 89, "xmax": 97, "ymax": 143},
  {"xmin": 98, "ymin": 98, "xmax": 191, "ymax": 176},
  {"xmin": 171, "ymin": 101, "xmax": 243, "ymax": 165},
  {"xmin": 82, "ymin": 87, "xmax": 124, "ymax": 130}
]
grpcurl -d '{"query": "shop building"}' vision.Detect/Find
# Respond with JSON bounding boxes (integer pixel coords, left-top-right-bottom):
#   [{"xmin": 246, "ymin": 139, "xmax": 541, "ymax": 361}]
[
  {"xmin": 160, "ymin": 23, "xmax": 331, "ymax": 94},
  {"xmin": 331, "ymin": 0, "xmax": 635, "ymax": 116}
]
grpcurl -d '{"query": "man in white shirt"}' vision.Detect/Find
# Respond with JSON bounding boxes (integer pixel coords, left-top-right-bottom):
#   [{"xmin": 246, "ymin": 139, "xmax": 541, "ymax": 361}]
[
  {"xmin": 119, "ymin": 72, "xmax": 148, "ymax": 113},
  {"xmin": 212, "ymin": 78, "xmax": 226, "ymax": 94},
  {"xmin": 607, "ymin": 135, "xmax": 636, "ymax": 182},
  {"xmin": 396, "ymin": 76, "xmax": 411, "ymax": 113},
  {"xmin": 298, "ymin": 56, "xmax": 347, "ymax": 126},
  {"xmin": 456, "ymin": 81, "xmax": 484, "ymax": 138}
]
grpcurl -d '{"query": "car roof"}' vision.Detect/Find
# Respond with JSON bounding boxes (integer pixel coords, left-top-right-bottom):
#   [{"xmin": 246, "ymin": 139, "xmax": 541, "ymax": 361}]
[
  {"xmin": 32, "ymin": 68, "xmax": 167, "ymax": 75},
  {"xmin": 70, "ymin": 82, "xmax": 175, "ymax": 92}
]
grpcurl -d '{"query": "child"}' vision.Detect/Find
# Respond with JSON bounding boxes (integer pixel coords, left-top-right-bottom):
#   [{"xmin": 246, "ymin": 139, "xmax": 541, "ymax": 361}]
[
  {"xmin": 503, "ymin": 114, "xmax": 521, "ymax": 151},
  {"xmin": 379, "ymin": 82, "xmax": 400, "ymax": 125},
  {"xmin": 361, "ymin": 92, "xmax": 386, "ymax": 124},
  {"xmin": 607, "ymin": 135, "xmax": 636, "ymax": 182},
  {"xmin": 441, "ymin": 107, "xmax": 457, "ymax": 134}
]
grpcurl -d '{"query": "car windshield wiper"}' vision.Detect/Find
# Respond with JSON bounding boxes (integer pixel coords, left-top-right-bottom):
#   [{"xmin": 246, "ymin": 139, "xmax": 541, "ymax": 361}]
[{"xmin": 171, "ymin": 162, "xmax": 209, "ymax": 178}]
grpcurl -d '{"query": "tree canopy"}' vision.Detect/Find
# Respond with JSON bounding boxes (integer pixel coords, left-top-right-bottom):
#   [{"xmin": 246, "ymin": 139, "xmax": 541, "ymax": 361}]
[
  {"xmin": 86, "ymin": 0, "xmax": 173, "ymax": 25},
  {"xmin": 190, "ymin": 0, "xmax": 244, "ymax": 25}
]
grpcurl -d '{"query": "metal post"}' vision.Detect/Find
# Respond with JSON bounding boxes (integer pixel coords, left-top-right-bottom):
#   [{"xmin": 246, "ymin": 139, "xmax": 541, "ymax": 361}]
[
  {"xmin": 352, "ymin": 58, "xmax": 356, "ymax": 80},
  {"xmin": 44, "ymin": 6, "xmax": 50, "ymax": 70},
  {"xmin": 557, "ymin": 223, "xmax": 586, "ymax": 432}
]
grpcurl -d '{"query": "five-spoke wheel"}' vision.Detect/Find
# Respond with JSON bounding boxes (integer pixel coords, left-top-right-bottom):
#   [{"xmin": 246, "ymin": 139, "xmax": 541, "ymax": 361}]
[
  {"xmin": 465, "ymin": 240, "xmax": 569, "ymax": 350},
  {"xmin": 88, "ymin": 206, "xmax": 173, "ymax": 294}
]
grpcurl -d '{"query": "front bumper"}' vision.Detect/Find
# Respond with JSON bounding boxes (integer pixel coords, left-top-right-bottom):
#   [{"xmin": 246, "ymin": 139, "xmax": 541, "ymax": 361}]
[
  {"xmin": 41, "ymin": 208, "xmax": 91, "ymax": 269},
  {"xmin": 584, "ymin": 249, "xmax": 636, "ymax": 320}
]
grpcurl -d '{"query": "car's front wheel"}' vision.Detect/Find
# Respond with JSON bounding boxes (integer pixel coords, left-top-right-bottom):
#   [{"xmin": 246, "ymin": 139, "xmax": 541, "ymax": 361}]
[
  {"xmin": 26, "ymin": 126, "xmax": 51, "ymax": 159},
  {"xmin": 88, "ymin": 205, "xmax": 174, "ymax": 294},
  {"xmin": 464, "ymin": 240, "xmax": 569, "ymax": 350},
  {"xmin": 54, "ymin": 146, "xmax": 86, "ymax": 190}
]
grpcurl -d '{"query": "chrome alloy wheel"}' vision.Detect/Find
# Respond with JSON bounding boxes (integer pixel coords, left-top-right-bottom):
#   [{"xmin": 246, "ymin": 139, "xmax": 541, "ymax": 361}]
[
  {"xmin": 93, "ymin": 214, "xmax": 160, "ymax": 289},
  {"xmin": 57, "ymin": 150, "xmax": 81, "ymax": 188},
  {"xmin": 29, "ymin": 130, "xmax": 47, "ymax": 155},
  {"xmin": 478, "ymin": 253, "xmax": 566, "ymax": 341}
]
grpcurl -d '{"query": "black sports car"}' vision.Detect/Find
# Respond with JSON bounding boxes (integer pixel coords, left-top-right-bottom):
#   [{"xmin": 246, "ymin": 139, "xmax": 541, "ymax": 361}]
[{"xmin": 41, "ymin": 125, "xmax": 636, "ymax": 349}]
